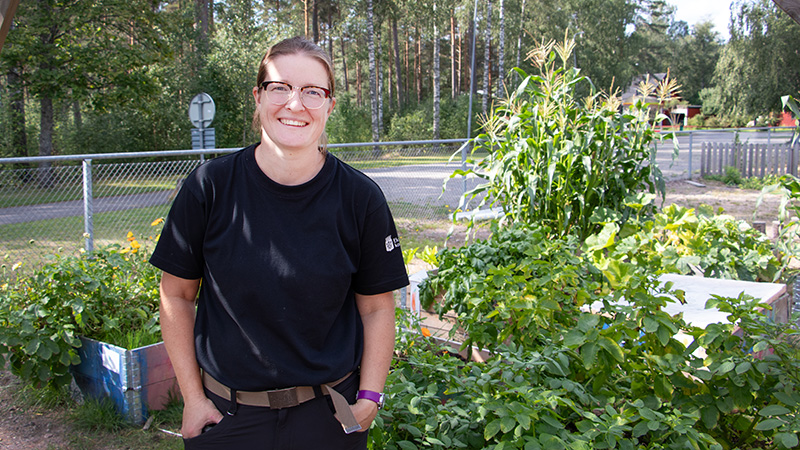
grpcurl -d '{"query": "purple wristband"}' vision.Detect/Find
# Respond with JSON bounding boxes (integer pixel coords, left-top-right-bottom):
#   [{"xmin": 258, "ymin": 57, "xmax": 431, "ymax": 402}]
[{"xmin": 357, "ymin": 390, "xmax": 385, "ymax": 409}]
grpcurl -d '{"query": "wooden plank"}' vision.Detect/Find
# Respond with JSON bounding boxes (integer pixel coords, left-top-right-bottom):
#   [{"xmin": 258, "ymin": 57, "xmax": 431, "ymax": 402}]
[
  {"xmin": 760, "ymin": 143, "xmax": 767, "ymax": 178},
  {"xmin": 0, "ymin": 0, "xmax": 21, "ymax": 54},
  {"xmin": 701, "ymin": 142, "xmax": 707, "ymax": 177},
  {"xmin": 748, "ymin": 143, "xmax": 755, "ymax": 178},
  {"xmin": 772, "ymin": 0, "xmax": 800, "ymax": 26}
]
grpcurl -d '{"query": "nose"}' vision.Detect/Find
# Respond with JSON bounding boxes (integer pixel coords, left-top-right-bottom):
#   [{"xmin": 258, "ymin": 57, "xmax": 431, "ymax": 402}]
[{"xmin": 284, "ymin": 88, "xmax": 306, "ymax": 110}]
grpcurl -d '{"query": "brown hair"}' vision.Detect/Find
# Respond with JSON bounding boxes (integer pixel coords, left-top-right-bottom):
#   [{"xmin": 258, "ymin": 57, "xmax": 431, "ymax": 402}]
[{"xmin": 252, "ymin": 36, "xmax": 335, "ymax": 152}]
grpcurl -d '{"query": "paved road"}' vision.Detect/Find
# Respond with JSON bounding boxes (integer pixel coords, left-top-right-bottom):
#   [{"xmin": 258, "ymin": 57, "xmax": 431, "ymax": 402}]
[{"xmin": 0, "ymin": 191, "xmax": 173, "ymax": 225}]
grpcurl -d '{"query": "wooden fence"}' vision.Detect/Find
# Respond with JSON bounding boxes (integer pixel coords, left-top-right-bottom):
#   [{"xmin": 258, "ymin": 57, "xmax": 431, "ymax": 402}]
[{"xmin": 701, "ymin": 142, "xmax": 800, "ymax": 178}]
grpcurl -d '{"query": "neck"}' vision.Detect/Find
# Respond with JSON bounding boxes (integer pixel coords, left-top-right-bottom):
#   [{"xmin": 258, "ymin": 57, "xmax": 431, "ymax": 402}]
[{"xmin": 254, "ymin": 140, "xmax": 325, "ymax": 186}]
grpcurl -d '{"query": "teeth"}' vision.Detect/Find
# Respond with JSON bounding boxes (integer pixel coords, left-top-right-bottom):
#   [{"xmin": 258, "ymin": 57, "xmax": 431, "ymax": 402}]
[{"xmin": 280, "ymin": 119, "xmax": 307, "ymax": 127}]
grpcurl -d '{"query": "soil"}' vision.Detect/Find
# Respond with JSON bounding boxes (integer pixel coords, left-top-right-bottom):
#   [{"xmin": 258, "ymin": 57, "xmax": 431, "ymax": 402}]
[
  {"xmin": 0, "ymin": 371, "xmax": 73, "ymax": 450},
  {"xmin": 0, "ymin": 179, "xmax": 789, "ymax": 450}
]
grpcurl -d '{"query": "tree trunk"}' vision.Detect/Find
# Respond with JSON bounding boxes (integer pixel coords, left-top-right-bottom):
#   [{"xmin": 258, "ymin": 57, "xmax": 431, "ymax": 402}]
[
  {"xmin": 312, "ymin": 0, "xmax": 319, "ymax": 43},
  {"xmin": 367, "ymin": 0, "xmax": 380, "ymax": 151},
  {"xmin": 392, "ymin": 17, "xmax": 403, "ymax": 107},
  {"xmin": 404, "ymin": 29, "xmax": 409, "ymax": 102},
  {"xmin": 327, "ymin": 6, "xmax": 333, "ymax": 61},
  {"xmin": 38, "ymin": 96, "xmax": 54, "ymax": 158},
  {"xmin": 497, "ymin": 0, "xmax": 505, "ymax": 94},
  {"xmin": 515, "ymin": 0, "xmax": 525, "ymax": 84},
  {"xmin": 7, "ymin": 68, "xmax": 28, "ymax": 159},
  {"xmin": 387, "ymin": 46, "xmax": 394, "ymax": 110},
  {"xmin": 196, "ymin": 0, "xmax": 210, "ymax": 51},
  {"xmin": 341, "ymin": 37, "xmax": 349, "ymax": 94},
  {"xmin": 416, "ymin": 27, "xmax": 422, "ymax": 102},
  {"xmin": 377, "ymin": 25, "xmax": 383, "ymax": 132},
  {"xmin": 433, "ymin": 0, "xmax": 441, "ymax": 141},
  {"xmin": 73, "ymin": 100, "xmax": 82, "ymax": 130},
  {"xmin": 37, "ymin": 95, "xmax": 55, "ymax": 188},
  {"xmin": 451, "ymin": 15, "xmax": 457, "ymax": 99},
  {"xmin": 356, "ymin": 58, "xmax": 362, "ymax": 107},
  {"xmin": 303, "ymin": 0, "xmax": 309, "ymax": 37},
  {"xmin": 482, "ymin": 0, "xmax": 492, "ymax": 115}
]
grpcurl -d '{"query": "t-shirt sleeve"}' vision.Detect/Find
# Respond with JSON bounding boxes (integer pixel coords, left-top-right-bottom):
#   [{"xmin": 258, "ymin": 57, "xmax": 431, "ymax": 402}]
[
  {"xmin": 352, "ymin": 200, "xmax": 409, "ymax": 295},
  {"xmin": 149, "ymin": 175, "xmax": 207, "ymax": 280}
]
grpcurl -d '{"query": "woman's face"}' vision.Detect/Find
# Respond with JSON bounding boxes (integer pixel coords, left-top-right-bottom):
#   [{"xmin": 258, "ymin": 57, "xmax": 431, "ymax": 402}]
[{"xmin": 252, "ymin": 53, "xmax": 335, "ymax": 154}]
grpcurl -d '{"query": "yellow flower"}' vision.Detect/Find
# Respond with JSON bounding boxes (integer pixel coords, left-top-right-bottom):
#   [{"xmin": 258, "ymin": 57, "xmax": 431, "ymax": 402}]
[
  {"xmin": 126, "ymin": 231, "xmax": 135, "ymax": 242},
  {"xmin": 11, "ymin": 262, "xmax": 22, "ymax": 271},
  {"xmin": 421, "ymin": 327, "xmax": 432, "ymax": 337},
  {"xmin": 151, "ymin": 218, "xmax": 165, "ymax": 226}
]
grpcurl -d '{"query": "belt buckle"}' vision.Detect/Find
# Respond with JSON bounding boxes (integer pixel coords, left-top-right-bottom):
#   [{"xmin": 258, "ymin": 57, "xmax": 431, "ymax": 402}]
[{"xmin": 267, "ymin": 387, "xmax": 299, "ymax": 409}]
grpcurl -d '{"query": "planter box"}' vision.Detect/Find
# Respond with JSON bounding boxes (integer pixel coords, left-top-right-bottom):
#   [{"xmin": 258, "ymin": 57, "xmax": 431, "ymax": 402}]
[{"xmin": 71, "ymin": 337, "xmax": 178, "ymax": 424}]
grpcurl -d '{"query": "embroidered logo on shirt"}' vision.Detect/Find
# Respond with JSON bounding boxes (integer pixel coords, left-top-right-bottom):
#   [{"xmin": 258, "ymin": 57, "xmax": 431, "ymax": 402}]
[{"xmin": 385, "ymin": 235, "xmax": 400, "ymax": 252}]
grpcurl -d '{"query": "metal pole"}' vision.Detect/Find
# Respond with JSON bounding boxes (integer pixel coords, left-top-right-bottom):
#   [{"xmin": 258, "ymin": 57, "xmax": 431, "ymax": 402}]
[
  {"xmin": 464, "ymin": 0, "xmax": 479, "ymax": 195},
  {"xmin": 82, "ymin": 159, "xmax": 94, "ymax": 253},
  {"xmin": 688, "ymin": 132, "xmax": 694, "ymax": 180}
]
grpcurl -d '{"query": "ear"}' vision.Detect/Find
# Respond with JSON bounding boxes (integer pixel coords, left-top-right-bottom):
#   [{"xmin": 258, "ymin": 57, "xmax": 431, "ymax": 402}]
[
  {"xmin": 252, "ymin": 86, "xmax": 261, "ymax": 106},
  {"xmin": 325, "ymin": 97, "xmax": 336, "ymax": 117}
]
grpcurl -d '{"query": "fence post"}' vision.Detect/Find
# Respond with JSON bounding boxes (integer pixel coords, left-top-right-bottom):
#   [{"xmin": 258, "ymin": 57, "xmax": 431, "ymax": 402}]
[
  {"xmin": 82, "ymin": 159, "xmax": 94, "ymax": 253},
  {"xmin": 688, "ymin": 132, "xmax": 694, "ymax": 179}
]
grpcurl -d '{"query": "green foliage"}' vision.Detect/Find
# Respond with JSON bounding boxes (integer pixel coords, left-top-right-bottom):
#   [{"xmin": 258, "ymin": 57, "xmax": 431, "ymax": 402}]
[
  {"xmin": 587, "ymin": 204, "xmax": 780, "ymax": 282},
  {"xmin": 70, "ymin": 397, "xmax": 127, "ymax": 433},
  {"xmin": 704, "ymin": 166, "xmax": 744, "ymax": 186},
  {"xmin": 400, "ymin": 221, "xmax": 800, "ymax": 450},
  {"xmin": 0, "ymin": 233, "xmax": 161, "ymax": 388},
  {"xmin": 455, "ymin": 38, "xmax": 670, "ymax": 240},
  {"xmin": 700, "ymin": 0, "xmax": 800, "ymax": 120},
  {"xmin": 327, "ymin": 94, "xmax": 373, "ymax": 143}
]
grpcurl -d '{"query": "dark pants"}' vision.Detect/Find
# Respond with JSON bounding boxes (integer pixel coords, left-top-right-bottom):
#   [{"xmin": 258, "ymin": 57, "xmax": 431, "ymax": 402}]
[{"xmin": 183, "ymin": 372, "xmax": 368, "ymax": 450}]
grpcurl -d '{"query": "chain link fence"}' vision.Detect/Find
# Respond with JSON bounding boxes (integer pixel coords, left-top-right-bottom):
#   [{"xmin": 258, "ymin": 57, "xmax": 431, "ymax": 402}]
[
  {"xmin": 0, "ymin": 141, "xmax": 472, "ymax": 277},
  {"xmin": 2, "ymin": 128, "xmax": 797, "ymax": 278}
]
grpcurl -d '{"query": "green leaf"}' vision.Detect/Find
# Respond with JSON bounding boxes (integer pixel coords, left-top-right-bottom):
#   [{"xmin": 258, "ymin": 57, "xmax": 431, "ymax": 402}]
[
  {"xmin": 485, "ymin": 419, "xmax": 502, "ymax": 440},
  {"xmin": 775, "ymin": 432, "xmax": 799, "ymax": 449},
  {"xmin": 577, "ymin": 314, "xmax": 600, "ymax": 332},
  {"xmin": 564, "ymin": 330, "xmax": 586, "ymax": 348},
  {"xmin": 501, "ymin": 416, "xmax": 517, "ymax": 433},
  {"xmin": 598, "ymin": 337, "xmax": 624, "ymax": 363},
  {"xmin": 716, "ymin": 361, "xmax": 735, "ymax": 375},
  {"xmin": 581, "ymin": 342, "xmax": 598, "ymax": 369},
  {"xmin": 24, "ymin": 338, "xmax": 41, "ymax": 356},
  {"xmin": 397, "ymin": 440, "xmax": 418, "ymax": 450},
  {"xmin": 754, "ymin": 418, "xmax": 783, "ymax": 431},
  {"xmin": 735, "ymin": 361, "xmax": 752, "ymax": 375},
  {"xmin": 541, "ymin": 414, "xmax": 564, "ymax": 430},
  {"xmin": 759, "ymin": 405, "xmax": 791, "ymax": 417},
  {"xmin": 701, "ymin": 406, "xmax": 719, "ymax": 429},
  {"xmin": 583, "ymin": 223, "xmax": 618, "ymax": 252},
  {"xmin": 425, "ymin": 437, "xmax": 445, "ymax": 446},
  {"xmin": 632, "ymin": 421, "xmax": 650, "ymax": 438},
  {"xmin": 402, "ymin": 424, "xmax": 422, "ymax": 438},
  {"xmin": 654, "ymin": 375, "xmax": 674, "ymax": 400}
]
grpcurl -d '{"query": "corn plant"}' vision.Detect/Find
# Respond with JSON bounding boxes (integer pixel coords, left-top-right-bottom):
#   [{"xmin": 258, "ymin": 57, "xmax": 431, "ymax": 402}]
[{"xmin": 453, "ymin": 37, "xmax": 678, "ymax": 240}]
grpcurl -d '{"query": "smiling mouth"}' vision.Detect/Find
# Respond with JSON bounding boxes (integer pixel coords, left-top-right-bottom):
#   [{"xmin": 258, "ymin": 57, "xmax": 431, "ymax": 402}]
[{"xmin": 279, "ymin": 118, "xmax": 308, "ymax": 127}]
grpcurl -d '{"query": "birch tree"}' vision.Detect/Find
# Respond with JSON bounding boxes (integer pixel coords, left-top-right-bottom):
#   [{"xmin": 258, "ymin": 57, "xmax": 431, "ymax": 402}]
[
  {"xmin": 433, "ymin": 0, "xmax": 441, "ymax": 140},
  {"xmin": 367, "ymin": 0, "xmax": 380, "ymax": 146},
  {"xmin": 482, "ymin": 0, "xmax": 492, "ymax": 115}
]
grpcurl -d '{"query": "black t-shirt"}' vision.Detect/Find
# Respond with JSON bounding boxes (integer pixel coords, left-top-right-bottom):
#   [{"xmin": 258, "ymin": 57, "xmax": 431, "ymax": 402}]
[{"xmin": 150, "ymin": 144, "xmax": 409, "ymax": 390}]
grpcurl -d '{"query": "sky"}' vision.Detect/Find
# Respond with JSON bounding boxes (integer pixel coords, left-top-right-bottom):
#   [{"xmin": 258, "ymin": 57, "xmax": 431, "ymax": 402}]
[{"xmin": 669, "ymin": 0, "xmax": 733, "ymax": 40}]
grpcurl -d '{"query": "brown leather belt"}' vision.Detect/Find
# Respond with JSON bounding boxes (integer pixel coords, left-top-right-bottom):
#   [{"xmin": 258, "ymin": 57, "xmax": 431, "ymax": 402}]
[{"xmin": 202, "ymin": 371, "xmax": 361, "ymax": 433}]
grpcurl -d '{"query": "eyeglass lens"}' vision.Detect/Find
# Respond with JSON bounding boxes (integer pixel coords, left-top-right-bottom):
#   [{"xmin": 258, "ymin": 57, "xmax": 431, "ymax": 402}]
[{"xmin": 264, "ymin": 82, "xmax": 328, "ymax": 109}]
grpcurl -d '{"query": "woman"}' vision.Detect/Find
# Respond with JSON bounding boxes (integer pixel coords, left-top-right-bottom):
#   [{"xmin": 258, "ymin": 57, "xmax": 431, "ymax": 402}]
[{"xmin": 150, "ymin": 36, "xmax": 409, "ymax": 449}]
